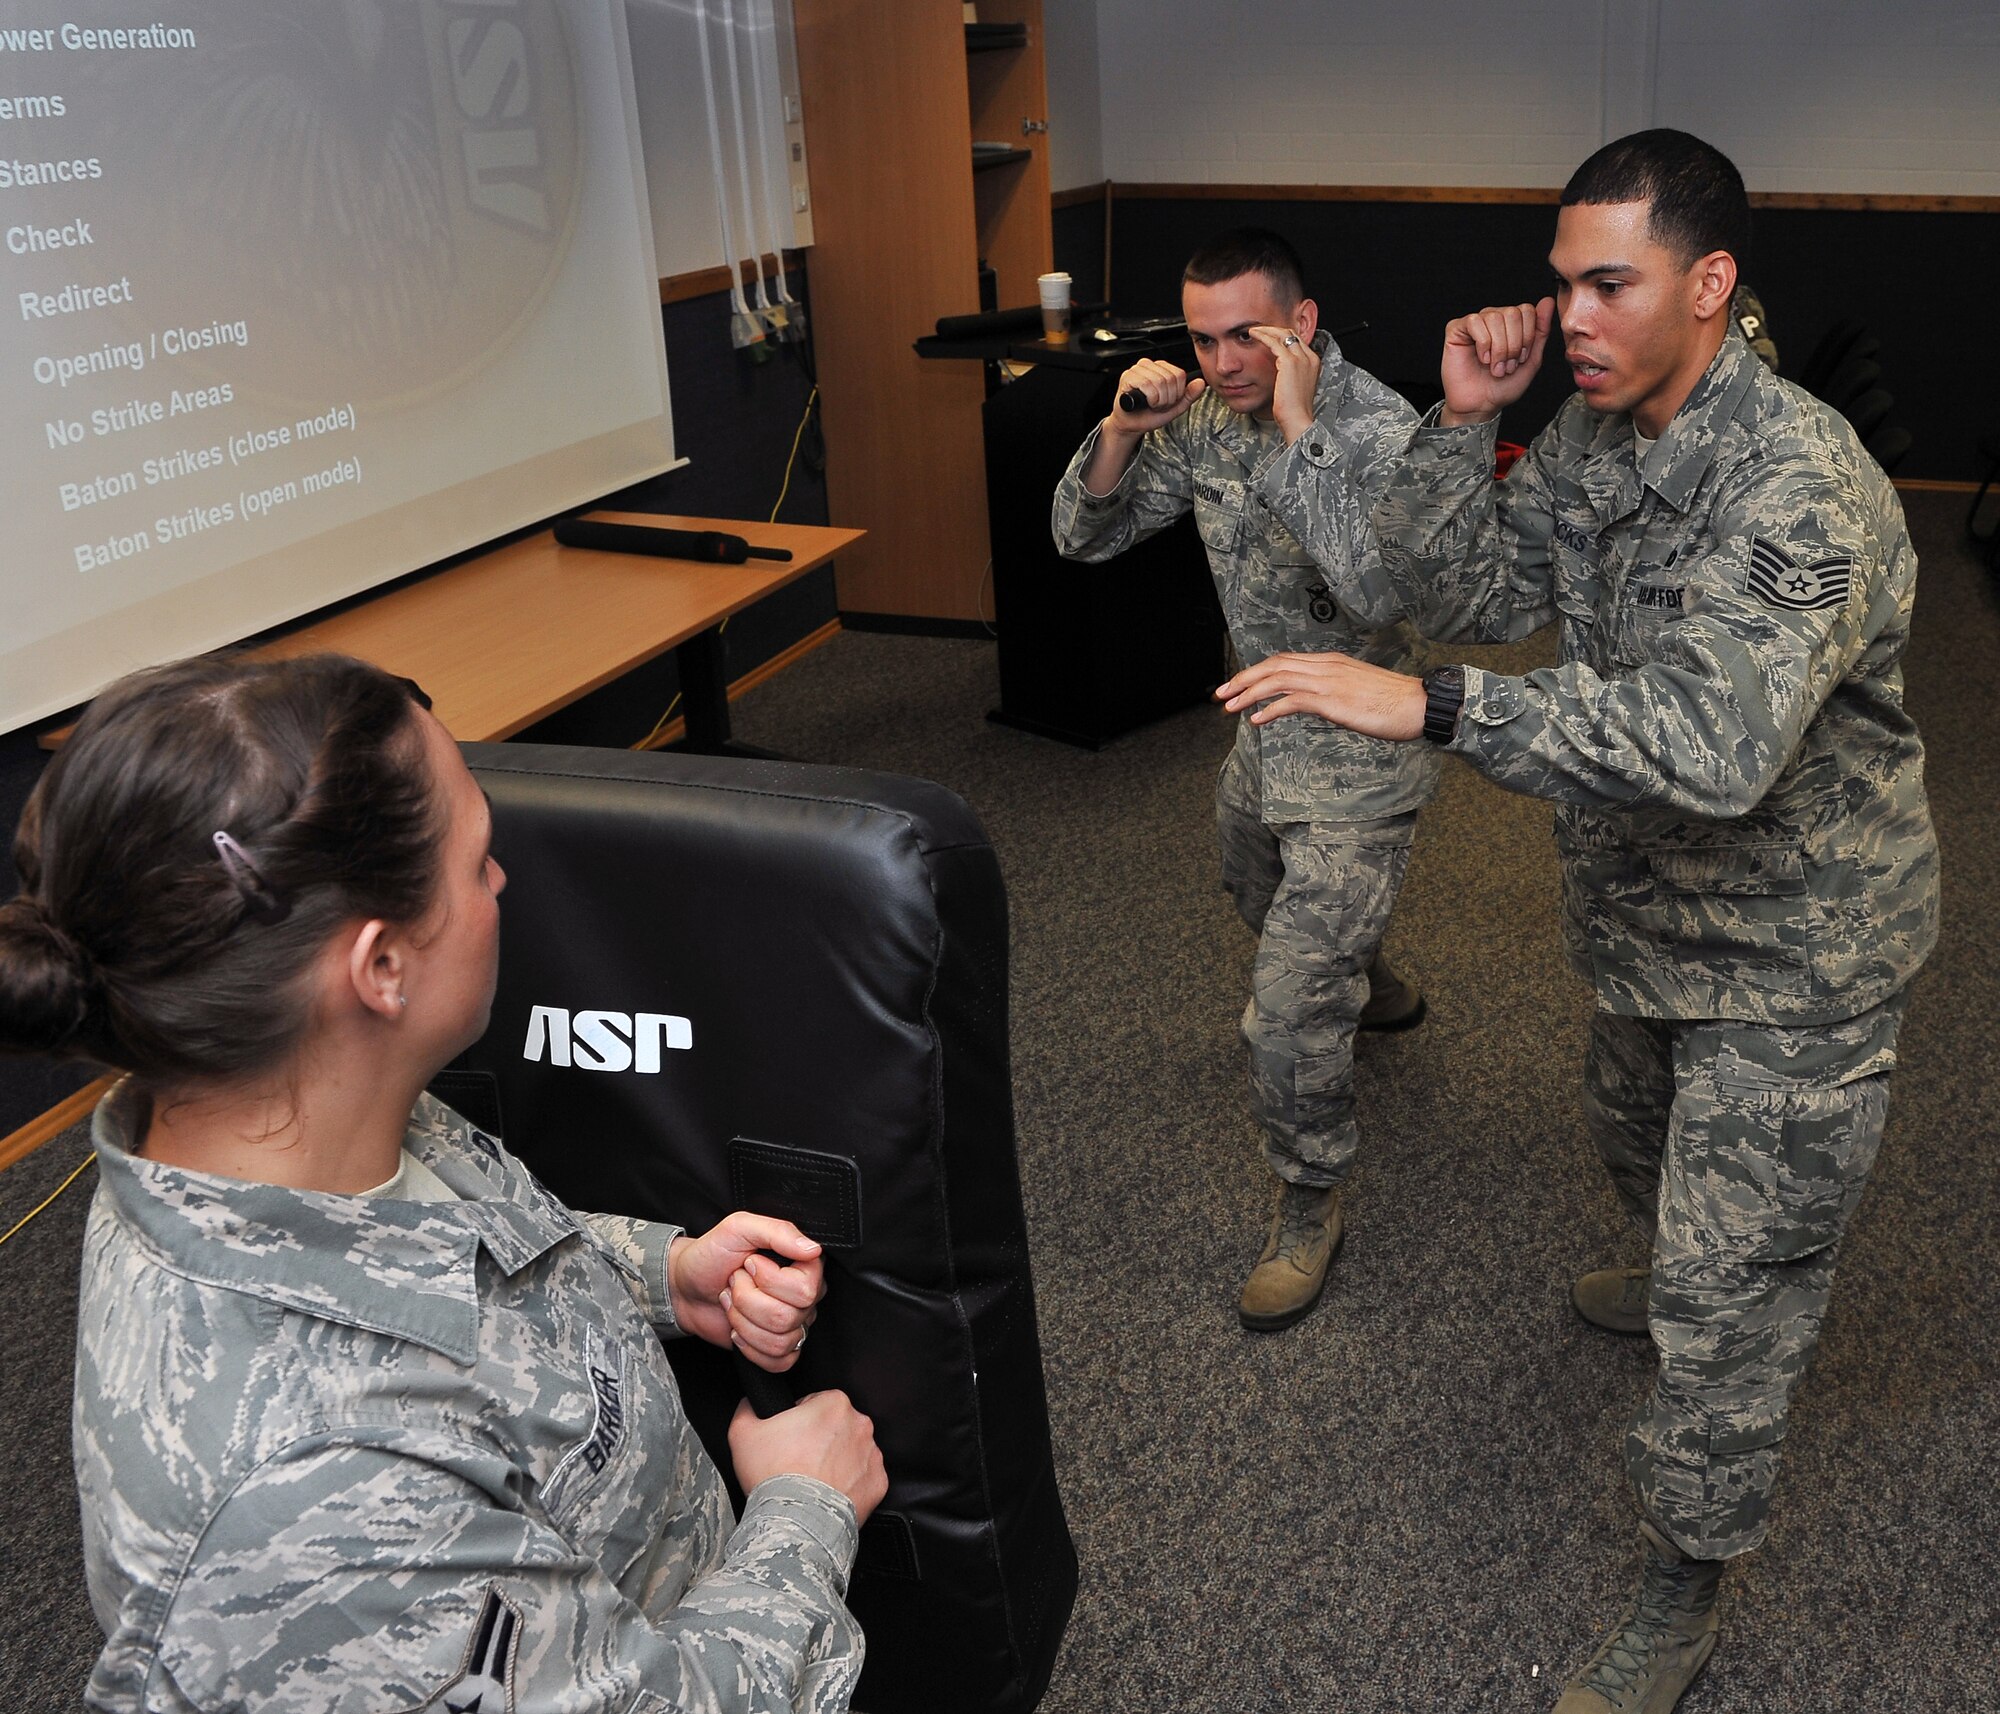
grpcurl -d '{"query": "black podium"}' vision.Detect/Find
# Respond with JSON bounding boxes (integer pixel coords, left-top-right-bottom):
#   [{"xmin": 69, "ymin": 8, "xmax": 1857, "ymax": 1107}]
[
  {"xmin": 983, "ymin": 354, "xmax": 1222, "ymax": 747},
  {"xmin": 918, "ymin": 327, "xmax": 1224, "ymax": 748}
]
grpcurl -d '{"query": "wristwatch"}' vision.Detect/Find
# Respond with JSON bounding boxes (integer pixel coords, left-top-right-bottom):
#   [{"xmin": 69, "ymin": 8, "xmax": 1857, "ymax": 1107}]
[{"xmin": 1421, "ymin": 665, "xmax": 1466, "ymax": 745}]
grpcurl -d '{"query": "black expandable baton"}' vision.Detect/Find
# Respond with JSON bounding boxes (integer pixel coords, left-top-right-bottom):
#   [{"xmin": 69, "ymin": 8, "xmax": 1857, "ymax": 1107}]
[
  {"xmin": 554, "ymin": 518, "xmax": 793, "ymax": 563},
  {"xmin": 735, "ymin": 1352, "xmax": 796, "ymax": 1418}
]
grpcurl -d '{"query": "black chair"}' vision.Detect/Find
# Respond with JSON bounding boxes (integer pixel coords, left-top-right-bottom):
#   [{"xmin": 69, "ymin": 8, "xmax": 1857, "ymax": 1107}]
[
  {"xmin": 1796, "ymin": 318, "xmax": 1877, "ymax": 394},
  {"xmin": 1816, "ymin": 355, "xmax": 1883, "ymax": 414},
  {"xmin": 439, "ymin": 743, "xmax": 1077, "ymax": 1714},
  {"xmin": 1865, "ymin": 425, "xmax": 1912, "ymax": 477},
  {"xmin": 1843, "ymin": 388, "xmax": 1894, "ymax": 444}
]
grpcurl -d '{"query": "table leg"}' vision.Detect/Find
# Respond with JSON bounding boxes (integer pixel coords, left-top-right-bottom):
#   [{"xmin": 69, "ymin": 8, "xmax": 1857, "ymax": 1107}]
[{"xmin": 669, "ymin": 626, "xmax": 783, "ymax": 758}]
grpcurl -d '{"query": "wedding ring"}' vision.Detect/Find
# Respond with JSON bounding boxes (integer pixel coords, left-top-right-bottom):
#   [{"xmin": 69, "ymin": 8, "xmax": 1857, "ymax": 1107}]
[{"xmin": 1283, "ymin": 334, "xmax": 1299, "ymax": 346}]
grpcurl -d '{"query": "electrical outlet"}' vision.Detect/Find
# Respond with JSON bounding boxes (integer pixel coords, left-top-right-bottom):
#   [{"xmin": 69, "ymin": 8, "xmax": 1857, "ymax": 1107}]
[{"xmin": 793, "ymin": 185, "xmax": 809, "ymax": 213}]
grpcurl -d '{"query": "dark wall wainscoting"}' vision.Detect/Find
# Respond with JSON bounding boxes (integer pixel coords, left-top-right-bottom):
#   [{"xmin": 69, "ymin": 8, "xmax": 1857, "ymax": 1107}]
[{"xmin": 1052, "ymin": 191, "xmax": 1109, "ymax": 312}]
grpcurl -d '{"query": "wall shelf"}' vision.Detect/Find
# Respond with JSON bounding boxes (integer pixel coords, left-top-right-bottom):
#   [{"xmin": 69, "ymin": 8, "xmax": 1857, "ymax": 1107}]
[
  {"xmin": 973, "ymin": 146, "xmax": 1032, "ymax": 171},
  {"xmin": 966, "ymin": 22, "xmax": 1027, "ymax": 51}
]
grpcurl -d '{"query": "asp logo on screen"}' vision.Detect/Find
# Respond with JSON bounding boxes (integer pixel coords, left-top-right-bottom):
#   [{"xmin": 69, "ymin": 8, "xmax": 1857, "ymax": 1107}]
[
  {"xmin": 93, "ymin": 0, "xmax": 584, "ymax": 407},
  {"xmin": 430, "ymin": 0, "xmax": 575, "ymax": 238},
  {"xmin": 523, "ymin": 1006, "xmax": 693, "ymax": 1075}
]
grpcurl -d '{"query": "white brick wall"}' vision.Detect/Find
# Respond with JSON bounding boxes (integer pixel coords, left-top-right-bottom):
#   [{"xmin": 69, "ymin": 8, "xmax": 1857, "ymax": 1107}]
[
  {"xmin": 1653, "ymin": 1, "xmax": 2000, "ymax": 193},
  {"xmin": 1046, "ymin": 0, "xmax": 2000, "ymax": 193},
  {"xmin": 1091, "ymin": 0, "xmax": 1603, "ymax": 187},
  {"xmin": 1045, "ymin": 0, "xmax": 1106, "ymax": 189}
]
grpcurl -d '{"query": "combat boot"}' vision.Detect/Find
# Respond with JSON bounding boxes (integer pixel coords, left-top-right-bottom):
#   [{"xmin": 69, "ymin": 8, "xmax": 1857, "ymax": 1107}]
[
  {"xmin": 1358, "ymin": 951, "xmax": 1426, "ymax": 1032},
  {"xmin": 1573, "ymin": 1266, "xmax": 1652, "ymax": 1335},
  {"xmin": 1238, "ymin": 1182, "xmax": 1342, "ymax": 1331},
  {"xmin": 1553, "ymin": 1520, "xmax": 1723, "ymax": 1713}
]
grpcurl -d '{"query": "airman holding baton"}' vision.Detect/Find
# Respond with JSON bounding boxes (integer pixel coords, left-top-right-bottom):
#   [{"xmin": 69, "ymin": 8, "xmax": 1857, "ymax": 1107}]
[{"xmin": 1054, "ymin": 229, "xmax": 1437, "ymax": 1332}]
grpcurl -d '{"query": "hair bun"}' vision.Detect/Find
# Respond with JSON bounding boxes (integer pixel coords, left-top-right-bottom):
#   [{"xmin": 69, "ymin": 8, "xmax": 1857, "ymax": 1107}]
[{"xmin": 0, "ymin": 895, "xmax": 100, "ymax": 1055}]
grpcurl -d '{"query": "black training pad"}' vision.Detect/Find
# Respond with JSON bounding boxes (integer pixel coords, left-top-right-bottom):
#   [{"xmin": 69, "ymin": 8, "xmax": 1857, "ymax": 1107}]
[{"xmin": 441, "ymin": 743, "xmax": 1075, "ymax": 1714}]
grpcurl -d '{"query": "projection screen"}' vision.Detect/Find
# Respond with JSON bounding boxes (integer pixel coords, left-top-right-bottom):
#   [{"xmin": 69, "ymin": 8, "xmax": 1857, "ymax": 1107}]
[{"xmin": 0, "ymin": 0, "xmax": 679, "ymax": 732}]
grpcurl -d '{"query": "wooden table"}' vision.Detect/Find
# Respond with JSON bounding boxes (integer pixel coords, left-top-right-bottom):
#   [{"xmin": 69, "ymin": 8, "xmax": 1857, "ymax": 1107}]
[{"xmin": 258, "ymin": 512, "xmax": 864, "ymax": 747}]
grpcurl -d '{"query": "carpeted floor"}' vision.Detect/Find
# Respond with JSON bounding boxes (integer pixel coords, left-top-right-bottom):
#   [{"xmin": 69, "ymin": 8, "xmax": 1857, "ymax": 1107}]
[{"xmin": 2, "ymin": 489, "xmax": 1994, "ymax": 1710}]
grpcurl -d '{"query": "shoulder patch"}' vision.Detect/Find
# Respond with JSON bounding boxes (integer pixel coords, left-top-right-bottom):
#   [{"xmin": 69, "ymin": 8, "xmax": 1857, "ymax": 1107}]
[
  {"xmin": 433, "ymin": 1586, "xmax": 520, "ymax": 1714},
  {"xmin": 1746, "ymin": 537, "xmax": 1851, "ymax": 611}
]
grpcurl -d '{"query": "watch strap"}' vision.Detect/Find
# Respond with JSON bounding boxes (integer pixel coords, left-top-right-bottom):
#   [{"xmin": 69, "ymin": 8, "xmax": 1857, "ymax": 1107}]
[{"xmin": 1421, "ymin": 667, "xmax": 1466, "ymax": 745}]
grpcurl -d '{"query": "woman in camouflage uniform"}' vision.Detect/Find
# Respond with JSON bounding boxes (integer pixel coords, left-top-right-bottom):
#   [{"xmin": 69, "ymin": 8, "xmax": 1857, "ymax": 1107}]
[{"xmin": 0, "ymin": 653, "xmax": 884, "ymax": 1713}]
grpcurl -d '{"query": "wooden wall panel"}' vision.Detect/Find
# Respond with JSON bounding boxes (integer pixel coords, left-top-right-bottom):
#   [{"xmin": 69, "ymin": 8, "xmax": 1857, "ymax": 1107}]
[{"xmin": 795, "ymin": 0, "xmax": 994, "ymax": 621}]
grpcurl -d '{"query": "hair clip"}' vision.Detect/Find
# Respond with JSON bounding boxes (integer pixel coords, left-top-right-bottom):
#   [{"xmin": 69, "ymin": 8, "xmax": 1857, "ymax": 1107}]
[{"xmin": 212, "ymin": 830, "xmax": 291, "ymax": 924}]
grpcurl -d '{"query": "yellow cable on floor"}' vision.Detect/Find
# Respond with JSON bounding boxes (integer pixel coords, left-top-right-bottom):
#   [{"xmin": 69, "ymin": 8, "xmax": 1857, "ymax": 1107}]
[{"xmin": 0, "ymin": 1150, "xmax": 96, "ymax": 1248}]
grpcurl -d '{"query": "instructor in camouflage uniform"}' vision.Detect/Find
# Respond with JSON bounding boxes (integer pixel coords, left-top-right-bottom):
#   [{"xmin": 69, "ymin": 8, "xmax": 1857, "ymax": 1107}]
[
  {"xmin": 1053, "ymin": 228, "xmax": 1436, "ymax": 1332},
  {"xmin": 1218, "ymin": 133, "xmax": 1937, "ymax": 1711}
]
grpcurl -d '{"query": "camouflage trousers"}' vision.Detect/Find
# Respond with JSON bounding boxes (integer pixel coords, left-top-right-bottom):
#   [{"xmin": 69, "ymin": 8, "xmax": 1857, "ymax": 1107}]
[
  {"xmin": 1582, "ymin": 995, "xmax": 1904, "ymax": 1560},
  {"xmin": 1216, "ymin": 741, "xmax": 1416, "ymax": 1189}
]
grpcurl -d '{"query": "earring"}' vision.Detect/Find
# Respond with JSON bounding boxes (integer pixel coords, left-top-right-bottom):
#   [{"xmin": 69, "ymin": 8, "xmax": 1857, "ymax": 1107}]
[{"xmin": 397, "ymin": 993, "xmax": 408, "ymax": 1011}]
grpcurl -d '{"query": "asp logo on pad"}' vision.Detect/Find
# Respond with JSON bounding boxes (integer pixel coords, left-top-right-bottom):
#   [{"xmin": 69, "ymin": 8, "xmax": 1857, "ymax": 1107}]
[{"xmin": 523, "ymin": 1006, "xmax": 692, "ymax": 1074}]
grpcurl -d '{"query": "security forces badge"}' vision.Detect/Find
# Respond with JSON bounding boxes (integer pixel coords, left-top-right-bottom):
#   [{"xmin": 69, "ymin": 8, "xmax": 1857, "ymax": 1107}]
[
  {"xmin": 1746, "ymin": 536, "xmax": 1852, "ymax": 611},
  {"xmin": 1305, "ymin": 578, "xmax": 1338, "ymax": 624}
]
